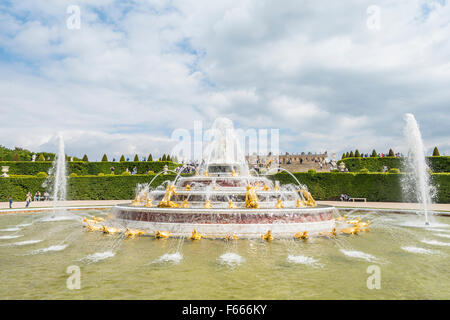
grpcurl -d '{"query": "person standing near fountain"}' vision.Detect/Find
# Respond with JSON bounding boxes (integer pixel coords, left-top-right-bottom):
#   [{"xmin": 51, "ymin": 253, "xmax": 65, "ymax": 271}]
[
  {"xmin": 25, "ymin": 192, "xmax": 32, "ymax": 208},
  {"xmin": 8, "ymin": 195, "xmax": 13, "ymax": 209}
]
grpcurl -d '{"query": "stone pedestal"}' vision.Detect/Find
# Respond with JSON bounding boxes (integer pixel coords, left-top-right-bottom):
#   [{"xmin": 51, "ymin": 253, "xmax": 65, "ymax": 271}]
[{"xmin": 2, "ymin": 166, "xmax": 10, "ymax": 177}]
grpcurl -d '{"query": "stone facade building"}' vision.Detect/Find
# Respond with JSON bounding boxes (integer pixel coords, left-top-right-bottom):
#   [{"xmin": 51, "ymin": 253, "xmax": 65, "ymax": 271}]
[{"xmin": 246, "ymin": 151, "xmax": 331, "ymax": 172}]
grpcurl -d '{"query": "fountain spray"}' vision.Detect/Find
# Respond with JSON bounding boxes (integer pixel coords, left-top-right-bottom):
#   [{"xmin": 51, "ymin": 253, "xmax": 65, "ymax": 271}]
[
  {"xmin": 403, "ymin": 114, "xmax": 433, "ymax": 225},
  {"xmin": 52, "ymin": 133, "xmax": 67, "ymax": 213}
]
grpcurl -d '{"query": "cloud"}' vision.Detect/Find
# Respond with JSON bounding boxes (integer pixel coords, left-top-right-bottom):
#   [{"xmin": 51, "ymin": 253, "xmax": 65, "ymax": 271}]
[{"xmin": 0, "ymin": 0, "xmax": 449, "ymax": 160}]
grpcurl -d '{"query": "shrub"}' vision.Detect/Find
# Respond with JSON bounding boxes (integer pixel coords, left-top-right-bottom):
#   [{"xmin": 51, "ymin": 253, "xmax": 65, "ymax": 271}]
[
  {"xmin": 98, "ymin": 173, "xmax": 105, "ymax": 177},
  {"xmin": 355, "ymin": 150, "xmax": 361, "ymax": 158},
  {"xmin": 307, "ymin": 169, "xmax": 316, "ymax": 174},
  {"xmin": 341, "ymin": 153, "xmax": 346, "ymax": 160},
  {"xmin": 120, "ymin": 155, "xmax": 125, "ymax": 162},
  {"xmin": 38, "ymin": 154, "xmax": 45, "ymax": 161},
  {"xmin": 433, "ymin": 147, "xmax": 440, "ymax": 157},
  {"xmin": 388, "ymin": 168, "xmax": 400, "ymax": 173},
  {"xmin": 359, "ymin": 168, "xmax": 369, "ymax": 173},
  {"xmin": 349, "ymin": 151, "xmax": 354, "ymax": 157},
  {"xmin": 134, "ymin": 154, "xmax": 139, "ymax": 162},
  {"xmin": 12, "ymin": 154, "xmax": 20, "ymax": 161},
  {"xmin": 371, "ymin": 149, "xmax": 377, "ymax": 157},
  {"xmin": 121, "ymin": 171, "xmax": 131, "ymax": 176},
  {"xmin": 82, "ymin": 155, "xmax": 89, "ymax": 162},
  {"xmin": 36, "ymin": 172, "xmax": 48, "ymax": 178},
  {"xmin": 388, "ymin": 149, "xmax": 395, "ymax": 157},
  {"xmin": 147, "ymin": 171, "xmax": 155, "ymax": 175},
  {"xmin": 148, "ymin": 154, "xmax": 153, "ymax": 162},
  {"xmin": 69, "ymin": 173, "xmax": 78, "ymax": 178},
  {"xmin": 101, "ymin": 154, "xmax": 108, "ymax": 162}
]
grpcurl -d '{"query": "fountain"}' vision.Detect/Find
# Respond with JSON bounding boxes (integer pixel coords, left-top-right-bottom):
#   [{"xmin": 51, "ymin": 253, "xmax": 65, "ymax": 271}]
[
  {"xmin": 42, "ymin": 133, "xmax": 67, "ymax": 215},
  {"xmin": 403, "ymin": 114, "xmax": 434, "ymax": 225},
  {"xmin": 113, "ymin": 118, "xmax": 337, "ymax": 238}
]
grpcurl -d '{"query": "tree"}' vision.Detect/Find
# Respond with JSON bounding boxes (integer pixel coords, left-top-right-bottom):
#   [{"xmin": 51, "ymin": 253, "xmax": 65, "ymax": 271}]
[
  {"xmin": 38, "ymin": 154, "xmax": 45, "ymax": 161},
  {"xmin": 12, "ymin": 154, "xmax": 20, "ymax": 161},
  {"xmin": 166, "ymin": 155, "xmax": 171, "ymax": 162},
  {"xmin": 341, "ymin": 153, "xmax": 346, "ymax": 159},
  {"xmin": 120, "ymin": 155, "xmax": 125, "ymax": 162},
  {"xmin": 101, "ymin": 154, "xmax": 108, "ymax": 162},
  {"xmin": 161, "ymin": 154, "xmax": 167, "ymax": 161},
  {"xmin": 134, "ymin": 154, "xmax": 139, "ymax": 162},
  {"xmin": 82, "ymin": 154, "xmax": 89, "ymax": 162},
  {"xmin": 148, "ymin": 154, "xmax": 153, "ymax": 162},
  {"xmin": 371, "ymin": 149, "xmax": 377, "ymax": 157},
  {"xmin": 432, "ymin": 146, "xmax": 440, "ymax": 157},
  {"xmin": 388, "ymin": 148, "xmax": 395, "ymax": 157},
  {"xmin": 345, "ymin": 152, "xmax": 349, "ymax": 158},
  {"xmin": 349, "ymin": 151, "xmax": 354, "ymax": 158},
  {"xmin": 355, "ymin": 149, "xmax": 361, "ymax": 158}
]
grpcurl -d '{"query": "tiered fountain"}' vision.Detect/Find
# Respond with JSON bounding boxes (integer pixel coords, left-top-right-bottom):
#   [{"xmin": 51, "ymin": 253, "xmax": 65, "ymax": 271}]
[{"xmin": 113, "ymin": 118, "xmax": 336, "ymax": 238}]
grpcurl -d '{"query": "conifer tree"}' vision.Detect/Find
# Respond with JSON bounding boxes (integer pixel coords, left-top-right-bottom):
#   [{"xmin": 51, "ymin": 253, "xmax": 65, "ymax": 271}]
[
  {"xmin": 134, "ymin": 154, "xmax": 139, "ymax": 162},
  {"xmin": 355, "ymin": 149, "xmax": 361, "ymax": 157},
  {"xmin": 102, "ymin": 154, "xmax": 108, "ymax": 162},
  {"xmin": 148, "ymin": 154, "xmax": 153, "ymax": 161},
  {"xmin": 388, "ymin": 148, "xmax": 395, "ymax": 157},
  {"xmin": 371, "ymin": 149, "xmax": 377, "ymax": 157},
  {"xmin": 120, "ymin": 155, "xmax": 125, "ymax": 162},
  {"xmin": 82, "ymin": 154, "xmax": 89, "ymax": 162},
  {"xmin": 432, "ymin": 147, "xmax": 440, "ymax": 157}
]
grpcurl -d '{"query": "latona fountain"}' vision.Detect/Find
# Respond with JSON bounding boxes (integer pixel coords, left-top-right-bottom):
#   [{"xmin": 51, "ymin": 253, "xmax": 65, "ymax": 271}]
[{"xmin": 112, "ymin": 118, "xmax": 337, "ymax": 238}]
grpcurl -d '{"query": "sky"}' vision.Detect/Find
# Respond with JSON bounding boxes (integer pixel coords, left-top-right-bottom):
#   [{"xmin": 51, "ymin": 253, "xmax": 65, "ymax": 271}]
[{"xmin": 0, "ymin": 0, "xmax": 449, "ymax": 161}]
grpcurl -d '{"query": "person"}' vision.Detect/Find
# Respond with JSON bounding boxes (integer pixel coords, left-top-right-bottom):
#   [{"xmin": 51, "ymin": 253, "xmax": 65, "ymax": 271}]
[
  {"xmin": 36, "ymin": 191, "xmax": 41, "ymax": 201},
  {"xmin": 26, "ymin": 192, "xmax": 32, "ymax": 208},
  {"xmin": 44, "ymin": 191, "xmax": 50, "ymax": 201},
  {"xmin": 8, "ymin": 196, "xmax": 13, "ymax": 209},
  {"xmin": 132, "ymin": 166, "xmax": 137, "ymax": 175},
  {"xmin": 110, "ymin": 166, "xmax": 115, "ymax": 174}
]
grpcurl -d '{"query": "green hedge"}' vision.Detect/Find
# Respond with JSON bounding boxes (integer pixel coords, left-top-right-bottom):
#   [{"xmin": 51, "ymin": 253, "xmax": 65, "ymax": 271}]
[
  {"xmin": 270, "ymin": 172, "xmax": 450, "ymax": 203},
  {"xmin": 0, "ymin": 174, "xmax": 179, "ymax": 201},
  {"xmin": 1, "ymin": 172, "xmax": 448, "ymax": 203},
  {"xmin": 337, "ymin": 156, "xmax": 450, "ymax": 173},
  {"xmin": 0, "ymin": 161, "xmax": 179, "ymax": 176}
]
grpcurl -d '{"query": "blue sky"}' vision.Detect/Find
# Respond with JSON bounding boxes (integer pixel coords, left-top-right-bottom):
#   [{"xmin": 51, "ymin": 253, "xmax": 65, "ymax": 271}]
[{"xmin": 0, "ymin": 0, "xmax": 449, "ymax": 160}]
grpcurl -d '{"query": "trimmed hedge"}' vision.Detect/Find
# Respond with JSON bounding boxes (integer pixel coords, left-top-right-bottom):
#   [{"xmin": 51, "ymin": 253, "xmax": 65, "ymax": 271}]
[
  {"xmin": 337, "ymin": 156, "xmax": 450, "ymax": 173},
  {"xmin": 1, "ymin": 172, "xmax": 448, "ymax": 203},
  {"xmin": 0, "ymin": 161, "xmax": 179, "ymax": 176},
  {"xmin": 0, "ymin": 174, "xmax": 179, "ymax": 201},
  {"xmin": 269, "ymin": 172, "xmax": 450, "ymax": 203}
]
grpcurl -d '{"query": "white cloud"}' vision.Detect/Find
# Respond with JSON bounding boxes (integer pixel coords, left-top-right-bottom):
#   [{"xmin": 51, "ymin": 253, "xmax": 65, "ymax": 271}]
[{"xmin": 0, "ymin": 0, "xmax": 449, "ymax": 159}]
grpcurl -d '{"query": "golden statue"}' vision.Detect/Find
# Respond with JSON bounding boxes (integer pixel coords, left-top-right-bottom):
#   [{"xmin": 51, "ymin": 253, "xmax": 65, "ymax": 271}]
[
  {"xmin": 275, "ymin": 198, "xmax": 284, "ymax": 209},
  {"xmin": 180, "ymin": 199, "xmax": 190, "ymax": 208},
  {"xmin": 145, "ymin": 198, "xmax": 154, "ymax": 207},
  {"xmin": 85, "ymin": 224, "xmax": 103, "ymax": 231},
  {"xmin": 224, "ymin": 234, "xmax": 239, "ymax": 240},
  {"xmin": 91, "ymin": 216, "xmax": 105, "ymax": 222},
  {"xmin": 319, "ymin": 228, "xmax": 337, "ymax": 237},
  {"xmin": 102, "ymin": 225, "xmax": 120, "ymax": 234},
  {"xmin": 82, "ymin": 217, "xmax": 98, "ymax": 224},
  {"xmin": 204, "ymin": 170, "xmax": 209, "ymax": 177},
  {"xmin": 158, "ymin": 184, "xmax": 179, "ymax": 208},
  {"xmin": 263, "ymin": 184, "xmax": 270, "ymax": 191},
  {"xmin": 155, "ymin": 230, "xmax": 171, "ymax": 238},
  {"xmin": 294, "ymin": 231, "xmax": 308, "ymax": 240},
  {"xmin": 300, "ymin": 189, "xmax": 316, "ymax": 207},
  {"xmin": 245, "ymin": 185, "xmax": 259, "ymax": 209},
  {"xmin": 204, "ymin": 199, "xmax": 212, "ymax": 209},
  {"xmin": 231, "ymin": 170, "xmax": 237, "ymax": 177},
  {"xmin": 189, "ymin": 229, "xmax": 205, "ymax": 240},
  {"xmin": 185, "ymin": 184, "xmax": 191, "ymax": 191},
  {"xmin": 125, "ymin": 228, "xmax": 144, "ymax": 238},
  {"xmin": 131, "ymin": 196, "xmax": 141, "ymax": 206},
  {"xmin": 296, "ymin": 198, "xmax": 306, "ymax": 207},
  {"xmin": 340, "ymin": 227, "xmax": 360, "ymax": 235},
  {"xmin": 262, "ymin": 230, "xmax": 274, "ymax": 241},
  {"xmin": 274, "ymin": 185, "xmax": 280, "ymax": 191},
  {"xmin": 228, "ymin": 200, "xmax": 237, "ymax": 208}
]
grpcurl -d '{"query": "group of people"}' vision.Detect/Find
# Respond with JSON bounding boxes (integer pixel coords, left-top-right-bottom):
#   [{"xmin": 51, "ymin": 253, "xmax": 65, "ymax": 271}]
[
  {"xmin": 340, "ymin": 193, "xmax": 352, "ymax": 201},
  {"xmin": 7, "ymin": 191, "xmax": 50, "ymax": 209}
]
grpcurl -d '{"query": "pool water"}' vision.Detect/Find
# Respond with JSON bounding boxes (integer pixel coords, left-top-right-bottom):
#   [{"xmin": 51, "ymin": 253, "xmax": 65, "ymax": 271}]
[{"xmin": 0, "ymin": 209, "xmax": 449, "ymax": 299}]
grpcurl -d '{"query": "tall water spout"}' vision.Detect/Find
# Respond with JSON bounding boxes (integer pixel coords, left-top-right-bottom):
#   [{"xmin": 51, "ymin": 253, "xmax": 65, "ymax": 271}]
[
  {"xmin": 403, "ymin": 114, "xmax": 433, "ymax": 225},
  {"xmin": 52, "ymin": 133, "xmax": 67, "ymax": 212}
]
